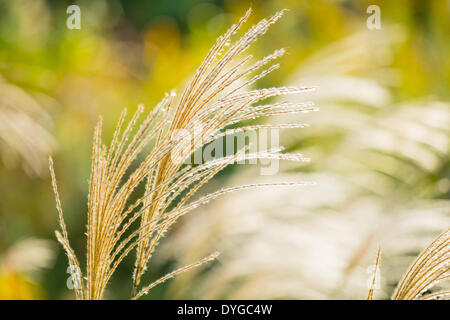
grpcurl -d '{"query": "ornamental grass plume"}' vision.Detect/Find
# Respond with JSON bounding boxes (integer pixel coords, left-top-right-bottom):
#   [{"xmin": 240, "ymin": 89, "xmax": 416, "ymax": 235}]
[
  {"xmin": 367, "ymin": 229, "xmax": 450, "ymax": 300},
  {"xmin": 148, "ymin": 20, "xmax": 449, "ymax": 301},
  {"xmin": 392, "ymin": 228, "xmax": 450, "ymax": 300},
  {"xmin": 49, "ymin": 8, "xmax": 316, "ymax": 300}
]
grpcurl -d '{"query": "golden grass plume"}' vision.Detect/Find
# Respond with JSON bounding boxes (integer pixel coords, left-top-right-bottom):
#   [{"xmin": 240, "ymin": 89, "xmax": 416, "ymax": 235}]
[
  {"xmin": 49, "ymin": 8, "xmax": 315, "ymax": 300},
  {"xmin": 392, "ymin": 228, "xmax": 450, "ymax": 300}
]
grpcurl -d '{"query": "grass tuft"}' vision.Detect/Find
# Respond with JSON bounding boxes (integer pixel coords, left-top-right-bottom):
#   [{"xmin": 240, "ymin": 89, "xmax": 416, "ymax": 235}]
[{"xmin": 49, "ymin": 8, "xmax": 314, "ymax": 300}]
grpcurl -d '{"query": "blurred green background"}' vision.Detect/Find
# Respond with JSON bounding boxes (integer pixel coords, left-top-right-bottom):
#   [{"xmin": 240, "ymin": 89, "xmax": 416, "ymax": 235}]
[{"xmin": 0, "ymin": 0, "xmax": 448, "ymax": 299}]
